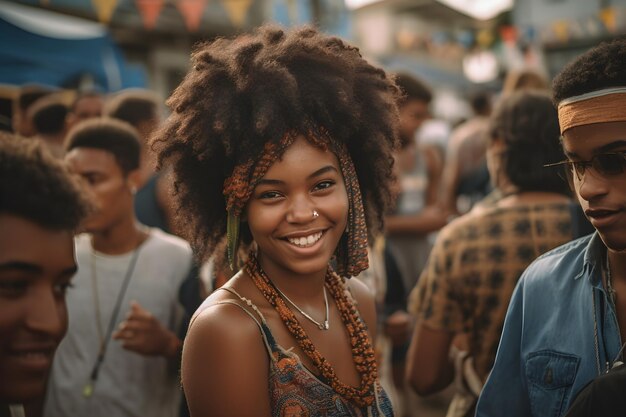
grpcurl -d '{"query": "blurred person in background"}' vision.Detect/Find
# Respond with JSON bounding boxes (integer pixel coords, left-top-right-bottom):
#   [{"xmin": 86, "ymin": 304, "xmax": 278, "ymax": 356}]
[
  {"xmin": 441, "ymin": 91, "xmax": 492, "ymax": 215},
  {"xmin": 471, "ymin": 70, "xmax": 550, "ymax": 213},
  {"xmin": 0, "ymin": 116, "xmax": 13, "ymax": 133},
  {"xmin": 29, "ymin": 95, "xmax": 69, "ymax": 158},
  {"xmin": 0, "ymin": 134, "xmax": 89, "ymax": 417},
  {"xmin": 477, "ymin": 38, "xmax": 626, "ymax": 417},
  {"xmin": 65, "ymin": 91, "xmax": 104, "ymax": 130},
  {"xmin": 105, "ymin": 90, "xmax": 203, "ymax": 417},
  {"xmin": 407, "ymin": 91, "xmax": 574, "ymax": 417},
  {"xmin": 105, "ymin": 89, "xmax": 176, "ymax": 234},
  {"xmin": 12, "ymin": 85, "xmax": 55, "ymax": 138},
  {"xmin": 44, "ymin": 118, "xmax": 193, "ymax": 417},
  {"xmin": 105, "ymin": 89, "xmax": 162, "ymax": 187},
  {"xmin": 501, "ymin": 69, "xmax": 549, "ymax": 96},
  {"xmin": 386, "ymin": 72, "xmax": 448, "ymax": 294},
  {"xmin": 384, "ymin": 73, "xmax": 449, "ymax": 417}
]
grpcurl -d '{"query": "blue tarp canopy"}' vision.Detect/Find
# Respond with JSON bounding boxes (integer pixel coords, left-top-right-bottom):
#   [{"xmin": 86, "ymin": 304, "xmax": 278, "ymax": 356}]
[{"xmin": 0, "ymin": 1, "xmax": 145, "ymax": 91}]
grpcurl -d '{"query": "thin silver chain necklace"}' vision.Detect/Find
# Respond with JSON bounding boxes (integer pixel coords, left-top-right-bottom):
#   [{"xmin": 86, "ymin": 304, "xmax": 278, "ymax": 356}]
[{"xmin": 272, "ymin": 281, "xmax": 330, "ymax": 330}]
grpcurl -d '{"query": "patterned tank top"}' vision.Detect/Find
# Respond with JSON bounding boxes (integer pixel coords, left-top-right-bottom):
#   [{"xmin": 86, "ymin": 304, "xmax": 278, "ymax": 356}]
[{"xmin": 213, "ymin": 287, "xmax": 395, "ymax": 417}]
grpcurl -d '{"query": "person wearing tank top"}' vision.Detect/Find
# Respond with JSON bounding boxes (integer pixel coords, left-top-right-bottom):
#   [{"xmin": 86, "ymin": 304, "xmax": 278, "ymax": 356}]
[{"xmin": 151, "ymin": 25, "xmax": 401, "ymax": 417}]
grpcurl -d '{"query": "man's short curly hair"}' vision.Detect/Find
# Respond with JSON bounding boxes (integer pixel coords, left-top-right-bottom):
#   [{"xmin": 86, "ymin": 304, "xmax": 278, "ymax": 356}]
[
  {"xmin": 552, "ymin": 38, "xmax": 626, "ymax": 104},
  {"xmin": 0, "ymin": 133, "xmax": 90, "ymax": 231},
  {"xmin": 105, "ymin": 89, "xmax": 161, "ymax": 129},
  {"xmin": 394, "ymin": 72, "xmax": 432, "ymax": 105},
  {"xmin": 152, "ymin": 25, "xmax": 400, "ymax": 262},
  {"xmin": 65, "ymin": 118, "xmax": 141, "ymax": 175}
]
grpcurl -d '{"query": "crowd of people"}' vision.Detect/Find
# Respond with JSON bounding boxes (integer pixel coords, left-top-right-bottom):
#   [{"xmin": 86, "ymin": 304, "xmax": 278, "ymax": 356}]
[{"xmin": 1, "ymin": 24, "xmax": 625, "ymax": 417}]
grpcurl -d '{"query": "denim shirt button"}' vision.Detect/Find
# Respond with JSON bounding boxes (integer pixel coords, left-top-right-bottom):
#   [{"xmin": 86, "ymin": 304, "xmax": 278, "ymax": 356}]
[{"xmin": 544, "ymin": 367, "xmax": 553, "ymax": 385}]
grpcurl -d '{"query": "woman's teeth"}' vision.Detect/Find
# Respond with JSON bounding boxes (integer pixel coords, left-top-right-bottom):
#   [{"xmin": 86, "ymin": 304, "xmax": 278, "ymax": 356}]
[{"xmin": 287, "ymin": 232, "xmax": 323, "ymax": 247}]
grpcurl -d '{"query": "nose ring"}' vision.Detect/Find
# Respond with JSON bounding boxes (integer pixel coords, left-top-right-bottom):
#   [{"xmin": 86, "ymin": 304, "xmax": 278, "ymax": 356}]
[{"xmin": 312, "ymin": 210, "xmax": 319, "ymax": 219}]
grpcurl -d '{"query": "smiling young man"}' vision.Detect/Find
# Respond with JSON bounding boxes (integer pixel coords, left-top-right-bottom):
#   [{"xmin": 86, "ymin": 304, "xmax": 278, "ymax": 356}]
[
  {"xmin": 476, "ymin": 39, "xmax": 626, "ymax": 417},
  {"xmin": 0, "ymin": 134, "xmax": 89, "ymax": 416},
  {"xmin": 44, "ymin": 118, "xmax": 193, "ymax": 417}
]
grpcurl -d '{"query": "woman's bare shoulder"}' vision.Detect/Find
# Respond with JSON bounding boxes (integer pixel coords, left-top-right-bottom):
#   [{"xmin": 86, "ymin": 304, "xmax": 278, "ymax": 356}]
[{"xmin": 182, "ymin": 273, "xmax": 272, "ymax": 417}]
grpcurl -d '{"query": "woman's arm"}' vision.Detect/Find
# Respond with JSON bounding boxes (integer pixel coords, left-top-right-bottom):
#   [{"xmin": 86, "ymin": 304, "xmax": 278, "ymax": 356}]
[{"xmin": 181, "ymin": 304, "xmax": 271, "ymax": 417}]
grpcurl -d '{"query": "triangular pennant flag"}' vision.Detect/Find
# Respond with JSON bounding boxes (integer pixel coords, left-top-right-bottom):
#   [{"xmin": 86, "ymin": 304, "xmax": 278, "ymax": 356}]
[
  {"xmin": 553, "ymin": 21, "xmax": 569, "ymax": 42},
  {"xmin": 92, "ymin": 0, "xmax": 119, "ymax": 23},
  {"xmin": 286, "ymin": 0, "xmax": 297, "ymax": 24},
  {"xmin": 221, "ymin": 0, "xmax": 252, "ymax": 28},
  {"xmin": 599, "ymin": 7, "xmax": 617, "ymax": 32},
  {"xmin": 177, "ymin": 0, "xmax": 207, "ymax": 31},
  {"xmin": 137, "ymin": 0, "xmax": 164, "ymax": 29}
]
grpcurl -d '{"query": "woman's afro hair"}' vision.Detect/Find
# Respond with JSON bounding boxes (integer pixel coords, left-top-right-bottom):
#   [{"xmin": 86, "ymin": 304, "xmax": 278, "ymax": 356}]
[
  {"xmin": 152, "ymin": 25, "xmax": 401, "ymax": 262},
  {"xmin": 553, "ymin": 38, "xmax": 626, "ymax": 104}
]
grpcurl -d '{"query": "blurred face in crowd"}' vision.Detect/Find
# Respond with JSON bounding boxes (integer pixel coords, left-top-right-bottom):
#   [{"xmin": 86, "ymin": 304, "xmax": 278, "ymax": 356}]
[
  {"xmin": 245, "ymin": 136, "xmax": 349, "ymax": 278},
  {"xmin": 12, "ymin": 108, "xmax": 35, "ymax": 138},
  {"xmin": 562, "ymin": 121, "xmax": 626, "ymax": 251},
  {"xmin": 398, "ymin": 98, "xmax": 429, "ymax": 142},
  {"xmin": 0, "ymin": 214, "xmax": 75, "ymax": 403},
  {"xmin": 65, "ymin": 147, "xmax": 138, "ymax": 234},
  {"xmin": 66, "ymin": 96, "xmax": 103, "ymax": 129}
]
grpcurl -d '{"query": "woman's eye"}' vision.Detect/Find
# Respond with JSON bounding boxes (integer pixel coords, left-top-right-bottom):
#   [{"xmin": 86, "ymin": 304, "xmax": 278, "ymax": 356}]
[
  {"xmin": 314, "ymin": 180, "xmax": 335, "ymax": 191},
  {"xmin": 259, "ymin": 191, "xmax": 282, "ymax": 199}
]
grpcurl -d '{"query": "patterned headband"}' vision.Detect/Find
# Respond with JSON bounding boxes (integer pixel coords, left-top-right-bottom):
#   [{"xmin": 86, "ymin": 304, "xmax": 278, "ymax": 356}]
[{"xmin": 558, "ymin": 87, "xmax": 626, "ymax": 134}]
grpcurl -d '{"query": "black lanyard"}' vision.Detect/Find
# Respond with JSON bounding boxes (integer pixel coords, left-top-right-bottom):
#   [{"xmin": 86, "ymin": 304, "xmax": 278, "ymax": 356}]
[{"xmin": 83, "ymin": 246, "xmax": 142, "ymax": 398}]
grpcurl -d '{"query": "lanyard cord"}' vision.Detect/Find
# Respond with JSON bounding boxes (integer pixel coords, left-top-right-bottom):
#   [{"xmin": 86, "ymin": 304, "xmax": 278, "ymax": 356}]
[{"xmin": 83, "ymin": 246, "xmax": 142, "ymax": 398}]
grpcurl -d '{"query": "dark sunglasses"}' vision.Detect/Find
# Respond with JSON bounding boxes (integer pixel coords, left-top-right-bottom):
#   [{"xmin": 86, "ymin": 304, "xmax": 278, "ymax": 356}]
[{"xmin": 544, "ymin": 151, "xmax": 626, "ymax": 181}]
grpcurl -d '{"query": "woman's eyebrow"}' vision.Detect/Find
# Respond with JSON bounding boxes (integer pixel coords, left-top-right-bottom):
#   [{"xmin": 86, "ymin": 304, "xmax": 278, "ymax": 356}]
[
  {"xmin": 308, "ymin": 165, "xmax": 339, "ymax": 179},
  {"xmin": 257, "ymin": 165, "xmax": 339, "ymax": 186}
]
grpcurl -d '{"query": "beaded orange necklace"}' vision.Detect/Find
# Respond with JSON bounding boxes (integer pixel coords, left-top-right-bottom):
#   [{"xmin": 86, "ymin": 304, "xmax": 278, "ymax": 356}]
[{"xmin": 245, "ymin": 252, "xmax": 379, "ymax": 407}]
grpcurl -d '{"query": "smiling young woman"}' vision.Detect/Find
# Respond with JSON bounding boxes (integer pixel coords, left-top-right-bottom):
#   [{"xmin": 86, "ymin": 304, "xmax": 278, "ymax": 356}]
[{"xmin": 151, "ymin": 25, "xmax": 401, "ymax": 417}]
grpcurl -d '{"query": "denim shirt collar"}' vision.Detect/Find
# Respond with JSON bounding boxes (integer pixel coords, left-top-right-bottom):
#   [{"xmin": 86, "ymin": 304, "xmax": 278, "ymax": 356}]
[{"xmin": 575, "ymin": 232, "xmax": 605, "ymax": 285}]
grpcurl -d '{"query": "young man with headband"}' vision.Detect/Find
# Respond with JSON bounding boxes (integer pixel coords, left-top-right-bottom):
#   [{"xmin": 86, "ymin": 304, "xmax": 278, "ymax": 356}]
[{"xmin": 476, "ymin": 39, "xmax": 626, "ymax": 417}]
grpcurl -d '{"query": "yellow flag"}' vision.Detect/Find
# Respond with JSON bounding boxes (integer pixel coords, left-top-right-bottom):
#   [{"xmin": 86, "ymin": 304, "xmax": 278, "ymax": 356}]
[
  {"xmin": 221, "ymin": 0, "xmax": 252, "ymax": 28},
  {"xmin": 553, "ymin": 21, "xmax": 569, "ymax": 42},
  {"xmin": 92, "ymin": 0, "xmax": 119, "ymax": 23},
  {"xmin": 599, "ymin": 7, "xmax": 617, "ymax": 33}
]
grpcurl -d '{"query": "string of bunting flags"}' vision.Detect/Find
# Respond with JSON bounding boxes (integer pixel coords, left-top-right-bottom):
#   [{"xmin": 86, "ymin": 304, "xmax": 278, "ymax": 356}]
[{"xmin": 87, "ymin": 0, "xmax": 253, "ymax": 30}]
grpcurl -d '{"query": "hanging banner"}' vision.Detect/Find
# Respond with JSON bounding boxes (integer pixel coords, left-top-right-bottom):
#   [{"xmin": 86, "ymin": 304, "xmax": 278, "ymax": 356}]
[
  {"xmin": 552, "ymin": 21, "xmax": 569, "ymax": 42},
  {"xmin": 499, "ymin": 25, "xmax": 517, "ymax": 44},
  {"xmin": 286, "ymin": 0, "xmax": 297, "ymax": 24},
  {"xmin": 221, "ymin": 0, "xmax": 252, "ymax": 28},
  {"xmin": 599, "ymin": 7, "xmax": 617, "ymax": 33},
  {"xmin": 476, "ymin": 29, "xmax": 494, "ymax": 47},
  {"xmin": 177, "ymin": 0, "xmax": 207, "ymax": 31},
  {"xmin": 92, "ymin": 0, "xmax": 119, "ymax": 23},
  {"xmin": 136, "ymin": 0, "xmax": 164, "ymax": 29}
]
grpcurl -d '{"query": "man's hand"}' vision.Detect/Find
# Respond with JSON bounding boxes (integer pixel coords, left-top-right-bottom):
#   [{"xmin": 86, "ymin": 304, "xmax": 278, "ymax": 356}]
[
  {"xmin": 113, "ymin": 300, "xmax": 181, "ymax": 358},
  {"xmin": 384, "ymin": 310, "xmax": 412, "ymax": 346}
]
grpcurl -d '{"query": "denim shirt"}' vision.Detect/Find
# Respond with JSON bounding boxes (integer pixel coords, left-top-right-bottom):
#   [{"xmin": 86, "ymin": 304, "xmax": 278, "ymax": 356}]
[{"xmin": 476, "ymin": 233, "xmax": 623, "ymax": 417}]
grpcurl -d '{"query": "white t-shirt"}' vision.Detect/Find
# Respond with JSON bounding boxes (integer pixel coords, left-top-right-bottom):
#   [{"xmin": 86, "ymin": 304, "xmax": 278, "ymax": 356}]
[{"xmin": 45, "ymin": 229, "xmax": 193, "ymax": 417}]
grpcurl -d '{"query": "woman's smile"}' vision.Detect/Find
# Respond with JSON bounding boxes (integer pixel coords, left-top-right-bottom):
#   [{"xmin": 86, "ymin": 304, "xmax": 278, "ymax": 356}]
[{"xmin": 284, "ymin": 230, "xmax": 324, "ymax": 248}]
